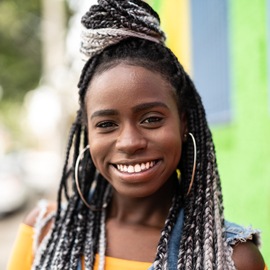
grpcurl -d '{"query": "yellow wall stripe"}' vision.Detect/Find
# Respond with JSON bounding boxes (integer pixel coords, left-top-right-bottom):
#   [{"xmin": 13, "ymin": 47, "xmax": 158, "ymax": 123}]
[{"xmin": 148, "ymin": 0, "xmax": 192, "ymax": 74}]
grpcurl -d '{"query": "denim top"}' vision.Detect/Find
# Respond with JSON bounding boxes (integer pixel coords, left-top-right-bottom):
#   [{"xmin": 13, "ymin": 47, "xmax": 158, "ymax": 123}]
[{"xmin": 155, "ymin": 208, "xmax": 261, "ymax": 270}]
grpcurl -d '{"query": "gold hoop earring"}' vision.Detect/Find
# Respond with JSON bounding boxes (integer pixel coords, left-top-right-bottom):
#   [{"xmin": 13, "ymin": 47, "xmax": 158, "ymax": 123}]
[
  {"xmin": 186, "ymin": 132, "xmax": 197, "ymax": 196},
  {"xmin": 176, "ymin": 168, "xmax": 181, "ymax": 180},
  {"xmin": 75, "ymin": 145, "xmax": 108, "ymax": 211}
]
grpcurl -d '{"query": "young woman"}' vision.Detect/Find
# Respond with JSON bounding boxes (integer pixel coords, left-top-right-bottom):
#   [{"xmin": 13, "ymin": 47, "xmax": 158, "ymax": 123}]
[{"xmin": 8, "ymin": 0, "xmax": 266, "ymax": 269}]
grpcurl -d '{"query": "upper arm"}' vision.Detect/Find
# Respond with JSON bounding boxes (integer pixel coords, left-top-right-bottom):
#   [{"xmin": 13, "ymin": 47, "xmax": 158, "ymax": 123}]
[
  {"xmin": 232, "ymin": 241, "xmax": 265, "ymax": 270},
  {"xmin": 24, "ymin": 201, "xmax": 57, "ymax": 227},
  {"xmin": 24, "ymin": 206, "xmax": 42, "ymax": 227},
  {"xmin": 23, "ymin": 201, "xmax": 57, "ymax": 245}
]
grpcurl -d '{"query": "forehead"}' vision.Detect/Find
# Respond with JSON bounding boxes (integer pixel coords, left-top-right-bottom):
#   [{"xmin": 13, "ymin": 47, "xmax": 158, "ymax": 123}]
[{"xmin": 86, "ymin": 63, "xmax": 176, "ymax": 104}]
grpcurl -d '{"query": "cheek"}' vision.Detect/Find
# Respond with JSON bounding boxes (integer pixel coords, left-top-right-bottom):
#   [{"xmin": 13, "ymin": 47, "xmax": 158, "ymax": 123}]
[
  {"xmin": 166, "ymin": 132, "xmax": 182, "ymax": 162},
  {"xmin": 168, "ymin": 138, "xmax": 182, "ymax": 163},
  {"xmin": 87, "ymin": 133, "xmax": 103, "ymax": 168},
  {"xmin": 88, "ymin": 145, "xmax": 106, "ymax": 176},
  {"xmin": 87, "ymin": 133, "xmax": 113, "ymax": 174}
]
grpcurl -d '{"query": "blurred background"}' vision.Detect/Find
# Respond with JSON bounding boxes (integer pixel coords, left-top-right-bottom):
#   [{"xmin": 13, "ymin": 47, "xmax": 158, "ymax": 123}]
[{"xmin": 0, "ymin": 0, "xmax": 269, "ymax": 268}]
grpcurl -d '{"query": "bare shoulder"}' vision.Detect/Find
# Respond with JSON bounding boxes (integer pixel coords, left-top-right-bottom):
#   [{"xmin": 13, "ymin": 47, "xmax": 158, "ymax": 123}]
[
  {"xmin": 24, "ymin": 200, "xmax": 57, "ymax": 227},
  {"xmin": 232, "ymin": 241, "xmax": 265, "ymax": 270},
  {"xmin": 23, "ymin": 200, "xmax": 57, "ymax": 246}
]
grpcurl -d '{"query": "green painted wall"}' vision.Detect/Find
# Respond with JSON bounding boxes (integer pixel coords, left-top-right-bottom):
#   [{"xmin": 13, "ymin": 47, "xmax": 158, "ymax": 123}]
[
  {"xmin": 149, "ymin": 0, "xmax": 269, "ymax": 263},
  {"xmin": 212, "ymin": 0, "xmax": 270, "ymax": 264}
]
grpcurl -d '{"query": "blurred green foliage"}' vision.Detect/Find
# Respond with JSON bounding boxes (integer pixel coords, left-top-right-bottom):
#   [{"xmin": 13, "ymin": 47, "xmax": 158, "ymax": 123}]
[{"xmin": 0, "ymin": 0, "xmax": 42, "ymax": 103}]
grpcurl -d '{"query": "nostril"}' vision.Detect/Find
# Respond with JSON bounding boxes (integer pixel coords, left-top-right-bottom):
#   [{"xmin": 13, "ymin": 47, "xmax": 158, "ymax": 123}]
[{"xmin": 116, "ymin": 136, "xmax": 147, "ymax": 153}]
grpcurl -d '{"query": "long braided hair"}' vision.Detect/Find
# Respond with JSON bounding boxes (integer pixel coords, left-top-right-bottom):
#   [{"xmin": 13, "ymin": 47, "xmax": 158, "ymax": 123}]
[{"xmin": 32, "ymin": 1, "xmax": 236, "ymax": 269}]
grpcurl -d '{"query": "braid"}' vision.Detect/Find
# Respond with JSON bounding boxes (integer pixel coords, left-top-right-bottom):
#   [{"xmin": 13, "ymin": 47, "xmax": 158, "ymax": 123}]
[
  {"xmin": 80, "ymin": 0, "xmax": 165, "ymax": 60},
  {"xmin": 153, "ymin": 188, "xmax": 182, "ymax": 269},
  {"xmin": 176, "ymin": 74, "xmax": 235, "ymax": 269},
  {"xmin": 33, "ymin": 1, "xmax": 236, "ymax": 269},
  {"xmin": 83, "ymin": 0, "xmax": 161, "ymax": 32}
]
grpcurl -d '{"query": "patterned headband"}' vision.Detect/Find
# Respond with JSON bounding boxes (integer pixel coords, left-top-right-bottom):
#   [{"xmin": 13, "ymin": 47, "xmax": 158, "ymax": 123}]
[
  {"xmin": 79, "ymin": 0, "xmax": 166, "ymax": 61},
  {"xmin": 80, "ymin": 27, "xmax": 164, "ymax": 61}
]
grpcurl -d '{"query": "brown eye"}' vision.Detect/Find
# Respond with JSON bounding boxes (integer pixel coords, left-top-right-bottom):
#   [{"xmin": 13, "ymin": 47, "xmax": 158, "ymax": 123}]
[
  {"xmin": 141, "ymin": 116, "xmax": 164, "ymax": 129},
  {"xmin": 96, "ymin": 121, "xmax": 117, "ymax": 131},
  {"xmin": 143, "ymin": 117, "xmax": 162, "ymax": 123}
]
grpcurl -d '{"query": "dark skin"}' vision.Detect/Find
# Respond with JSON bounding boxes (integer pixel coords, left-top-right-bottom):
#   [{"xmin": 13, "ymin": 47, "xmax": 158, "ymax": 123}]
[
  {"xmin": 24, "ymin": 64, "xmax": 265, "ymax": 269},
  {"xmin": 24, "ymin": 196, "xmax": 266, "ymax": 269},
  {"xmin": 105, "ymin": 177, "xmax": 175, "ymax": 262},
  {"xmin": 232, "ymin": 241, "xmax": 265, "ymax": 270},
  {"xmin": 85, "ymin": 63, "xmax": 183, "ymax": 264}
]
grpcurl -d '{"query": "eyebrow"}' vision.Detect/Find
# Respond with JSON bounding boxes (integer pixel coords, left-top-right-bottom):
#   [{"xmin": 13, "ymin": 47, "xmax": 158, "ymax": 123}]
[
  {"xmin": 91, "ymin": 109, "xmax": 118, "ymax": 119},
  {"xmin": 132, "ymin": 102, "xmax": 169, "ymax": 113},
  {"xmin": 90, "ymin": 102, "xmax": 169, "ymax": 119}
]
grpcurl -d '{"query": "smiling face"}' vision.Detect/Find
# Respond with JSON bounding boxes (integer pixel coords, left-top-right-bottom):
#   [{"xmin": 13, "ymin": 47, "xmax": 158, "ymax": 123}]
[{"xmin": 85, "ymin": 63, "xmax": 185, "ymax": 198}]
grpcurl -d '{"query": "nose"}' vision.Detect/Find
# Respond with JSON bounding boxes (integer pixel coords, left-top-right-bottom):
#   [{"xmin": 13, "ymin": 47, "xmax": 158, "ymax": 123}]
[{"xmin": 115, "ymin": 124, "xmax": 147, "ymax": 154}]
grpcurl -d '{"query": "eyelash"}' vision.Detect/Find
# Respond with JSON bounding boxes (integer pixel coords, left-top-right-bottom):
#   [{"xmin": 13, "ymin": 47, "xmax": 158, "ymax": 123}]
[
  {"xmin": 96, "ymin": 121, "xmax": 117, "ymax": 129},
  {"xmin": 142, "ymin": 116, "xmax": 163, "ymax": 124},
  {"xmin": 95, "ymin": 115, "xmax": 164, "ymax": 131}
]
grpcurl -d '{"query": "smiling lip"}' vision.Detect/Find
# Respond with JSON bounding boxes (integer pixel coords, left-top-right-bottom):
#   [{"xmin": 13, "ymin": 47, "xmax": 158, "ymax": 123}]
[{"xmin": 113, "ymin": 160, "xmax": 159, "ymax": 174}]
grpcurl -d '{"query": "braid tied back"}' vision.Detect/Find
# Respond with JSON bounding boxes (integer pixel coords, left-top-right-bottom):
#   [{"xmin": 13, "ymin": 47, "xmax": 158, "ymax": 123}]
[{"xmin": 33, "ymin": 1, "xmax": 236, "ymax": 269}]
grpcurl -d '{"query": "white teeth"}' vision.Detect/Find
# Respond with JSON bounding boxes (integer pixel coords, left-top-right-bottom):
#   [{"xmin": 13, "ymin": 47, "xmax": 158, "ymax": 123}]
[
  {"xmin": 116, "ymin": 161, "xmax": 156, "ymax": 173},
  {"xmin": 124, "ymin": 165, "xmax": 128, "ymax": 172},
  {"xmin": 134, "ymin": 164, "xmax": 141, "ymax": 173},
  {"xmin": 128, "ymin": 165, "xmax": 134, "ymax": 173}
]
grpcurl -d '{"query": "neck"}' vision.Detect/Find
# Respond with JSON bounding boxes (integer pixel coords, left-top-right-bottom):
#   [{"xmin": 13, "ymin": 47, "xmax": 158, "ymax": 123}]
[{"xmin": 107, "ymin": 178, "xmax": 177, "ymax": 228}]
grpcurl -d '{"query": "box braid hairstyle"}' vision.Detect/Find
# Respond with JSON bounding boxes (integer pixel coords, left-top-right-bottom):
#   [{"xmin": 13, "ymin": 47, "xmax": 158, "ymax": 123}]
[{"xmin": 32, "ymin": 0, "xmax": 236, "ymax": 269}]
